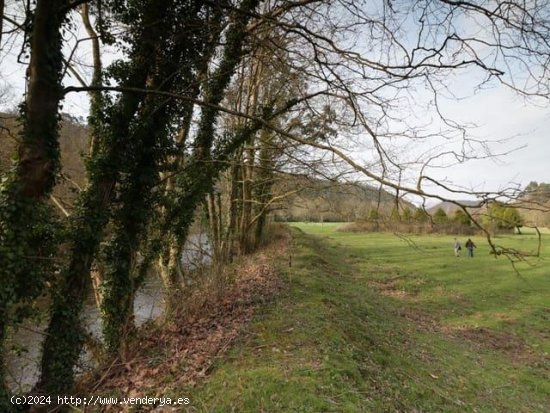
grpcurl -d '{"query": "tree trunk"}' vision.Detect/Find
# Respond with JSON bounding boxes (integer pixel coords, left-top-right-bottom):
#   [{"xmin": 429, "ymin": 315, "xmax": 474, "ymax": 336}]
[
  {"xmin": 253, "ymin": 128, "xmax": 276, "ymax": 248},
  {"xmin": 0, "ymin": 0, "xmax": 4, "ymax": 51},
  {"xmin": 158, "ymin": 241, "xmax": 184, "ymax": 318},
  {"xmin": 0, "ymin": 0, "xmax": 67, "ymax": 406},
  {"xmin": 239, "ymin": 146, "xmax": 256, "ymax": 254},
  {"xmin": 37, "ymin": 243, "xmax": 95, "ymax": 394},
  {"xmin": 206, "ymin": 191, "xmax": 222, "ymax": 262},
  {"xmin": 37, "ymin": 0, "xmax": 172, "ymax": 390},
  {"xmin": 100, "ymin": 89, "xmax": 172, "ymax": 354},
  {"xmin": 79, "ymin": 2, "xmax": 102, "ymax": 155},
  {"xmin": 223, "ymin": 156, "xmax": 242, "ymax": 261},
  {"xmin": 17, "ymin": 0, "xmax": 65, "ymax": 198}
]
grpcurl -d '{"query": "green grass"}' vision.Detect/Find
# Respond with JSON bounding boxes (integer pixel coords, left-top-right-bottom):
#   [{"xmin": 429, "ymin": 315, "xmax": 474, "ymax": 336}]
[{"xmin": 183, "ymin": 223, "xmax": 549, "ymax": 412}]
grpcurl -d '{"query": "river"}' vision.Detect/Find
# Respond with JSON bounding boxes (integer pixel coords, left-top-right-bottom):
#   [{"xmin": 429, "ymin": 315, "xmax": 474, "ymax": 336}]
[{"xmin": 6, "ymin": 233, "xmax": 210, "ymax": 392}]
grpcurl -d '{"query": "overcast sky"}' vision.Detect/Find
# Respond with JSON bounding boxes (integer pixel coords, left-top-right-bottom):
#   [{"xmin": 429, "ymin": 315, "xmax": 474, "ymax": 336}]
[
  {"xmin": 1, "ymin": 4, "xmax": 548, "ymax": 204},
  {"xmin": 430, "ymin": 86, "xmax": 550, "ymax": 195}
]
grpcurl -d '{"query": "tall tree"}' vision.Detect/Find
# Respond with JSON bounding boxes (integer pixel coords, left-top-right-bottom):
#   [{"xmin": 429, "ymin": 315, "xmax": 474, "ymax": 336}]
[
  {"xmin": 0, "ymin": 0, "xmax": 4, "ymax": 50},
  {"xmin": 0, "ymin": 0, "xmax": 81, "ymax": 407},
  {"xmin": 37, "ymin": 0, "xmax": 183, "ymax": 394},
  {"xmin": 152, "ymin": 0, "xmax": 265, "ymax": 313}
]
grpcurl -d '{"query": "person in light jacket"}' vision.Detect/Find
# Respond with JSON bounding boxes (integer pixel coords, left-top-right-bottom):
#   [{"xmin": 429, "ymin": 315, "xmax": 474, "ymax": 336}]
[{"xmin": 454, "ymin": 238, "xmax": 461, "ymax": 257}]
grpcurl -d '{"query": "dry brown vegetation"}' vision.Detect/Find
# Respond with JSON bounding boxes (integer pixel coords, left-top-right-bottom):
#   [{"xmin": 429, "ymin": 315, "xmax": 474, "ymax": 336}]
[
  {"xmin": 339, "ymin": 220, "xmax": 479, "ymax": 235},
  {"xmin": 78, "ymin": 227, "xmax": 289, "ymax": 411}
]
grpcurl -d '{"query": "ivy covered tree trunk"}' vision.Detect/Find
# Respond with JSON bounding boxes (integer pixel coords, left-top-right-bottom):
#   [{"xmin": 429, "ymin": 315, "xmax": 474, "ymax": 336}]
[
  {"xmin": 99, "ymin": 0, "xmax": 226, "ymax": 351},
  {"xmin": 156, "ymin": 0, "xmax": 263, "ymax": 307},
  {"xmin": 0, "ymin": 0, "xmax": 68, "ymax": 407},
  {"xmin": 100, "ymin": 88, "xmax": 172, "ymax": 354},
  {"xmin": 37, "ymin": 0, "xmax": 175, "ymax": 394}
]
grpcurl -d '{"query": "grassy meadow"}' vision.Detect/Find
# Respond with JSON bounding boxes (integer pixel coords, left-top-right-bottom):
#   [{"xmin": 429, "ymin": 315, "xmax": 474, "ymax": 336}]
[{"xmin": 184, "ymin": 223, "xmax": 549, "ymax": 412}]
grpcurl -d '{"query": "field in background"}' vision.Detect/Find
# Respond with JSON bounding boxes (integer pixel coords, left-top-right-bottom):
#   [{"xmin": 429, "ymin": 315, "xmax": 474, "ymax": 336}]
[
  {"xmin": 182, "ymin": 223, "xmax": 548, "ymax": 412},
  {"xmin": 297, "ymin": 222, "xmax": 549, "ymax": 352}
]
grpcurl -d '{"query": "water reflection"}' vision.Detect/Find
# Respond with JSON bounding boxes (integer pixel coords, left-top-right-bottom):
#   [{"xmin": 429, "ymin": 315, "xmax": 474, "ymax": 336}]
[{"xmin": 6, "ymin": 233, "xmax": 210, "ymax": 392}]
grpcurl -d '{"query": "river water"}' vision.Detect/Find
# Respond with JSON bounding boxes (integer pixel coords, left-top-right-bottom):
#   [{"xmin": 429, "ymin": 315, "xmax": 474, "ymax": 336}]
[{"xmin": 6, "ymin": 233, "xmax": 210, "ymax": 392}]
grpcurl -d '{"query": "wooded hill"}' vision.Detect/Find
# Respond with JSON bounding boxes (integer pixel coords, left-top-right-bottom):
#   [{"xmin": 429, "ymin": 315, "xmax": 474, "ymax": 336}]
[
  {"xmin": 274, "ymin": 175, "xmax": 413, "ymax": 222},
  {"xmin": 1, "ymin": 113, "xmax": 407, "ymax": 223},
  {"xmin": 429, "ymin": 188, "xmax": 550, "ymax": 228},
  {"xmin": 0, "ymin": 112, "xmax": 88, "ymax": 211},
  {"xmin": 427, "ymin": 200, "xmax": 482, "ymax": 216},
  {"xmin": 4, "ymin": 111, "xmax": 544, "ymax": 230}
]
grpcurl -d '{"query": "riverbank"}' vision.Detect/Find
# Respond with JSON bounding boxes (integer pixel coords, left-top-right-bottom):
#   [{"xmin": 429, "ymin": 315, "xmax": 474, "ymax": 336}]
[
  {"xmin": 6, "ymin": 233, "xmax": 210, "ymax": 393},
  {"xmin": 79, "ymin": 228, "xmax": 289, "ymax": 410},
  {"xmin": 83, "ymin": 224, "xmax": 548, "ymax": 412}
]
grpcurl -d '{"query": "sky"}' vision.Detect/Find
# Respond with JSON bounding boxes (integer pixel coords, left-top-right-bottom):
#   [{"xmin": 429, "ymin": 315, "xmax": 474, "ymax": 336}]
[
  {"xmin": 425, "ymin": 85, "xmax": 550, "ymax": 198},
  {"xmin": 1, "ymin": 2, "xmax": 549, "ymax": 205}
]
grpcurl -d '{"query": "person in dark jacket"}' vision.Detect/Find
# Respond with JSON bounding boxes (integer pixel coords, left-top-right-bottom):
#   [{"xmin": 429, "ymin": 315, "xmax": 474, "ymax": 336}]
[{"xmin": 465, "ymin": 238, "xmax": 476, "ymax": 257}]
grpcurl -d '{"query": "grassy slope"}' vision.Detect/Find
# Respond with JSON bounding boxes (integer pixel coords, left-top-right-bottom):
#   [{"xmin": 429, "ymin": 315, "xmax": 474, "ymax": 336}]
[{"xmin": 184, "ymin": 224, "xmax": 549, "ymax": 412}]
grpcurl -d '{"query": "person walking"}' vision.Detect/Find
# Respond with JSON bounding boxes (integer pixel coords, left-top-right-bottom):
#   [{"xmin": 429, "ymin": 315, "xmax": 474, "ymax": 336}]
[
  {"xmin": 454, "ymin": 238, "xmax": 462, "ymax": 257},
  {"xmin": 465, "ymin": 238, "xmax": 476, "ymax": 257}
]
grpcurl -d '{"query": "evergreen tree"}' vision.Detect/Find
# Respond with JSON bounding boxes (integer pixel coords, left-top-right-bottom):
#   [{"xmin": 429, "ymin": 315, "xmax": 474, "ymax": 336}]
[{"xmin": 433, "ymin": 208, "xmax": 449, "ymax": 225}]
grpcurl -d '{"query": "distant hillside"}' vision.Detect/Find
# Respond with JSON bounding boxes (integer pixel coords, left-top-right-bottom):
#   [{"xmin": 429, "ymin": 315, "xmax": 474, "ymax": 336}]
[
  {"xmin": 520, "ymin": 201, "xmax": 550, "ymax": 227},
  {"xmin": 427, "ymin": 200, "xmax": 482, "ymax": 216},
  {"xmin": 0, "ymin": 112, "xmax": 89, "ymax": 210},
  {"xmin": 430, "ymin": 193, "xmax": 550, "ymax": 228},
  {"xmin": 273, "ymin": 175, "xmax": 413, "ymax": 222},
  {"xmin": 517, "ymin": 182, "xmax": 550, "ymax": 227},
  {"xmin": 1, "ymin": 114, "xmax": 403, "ymax": 223}
]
